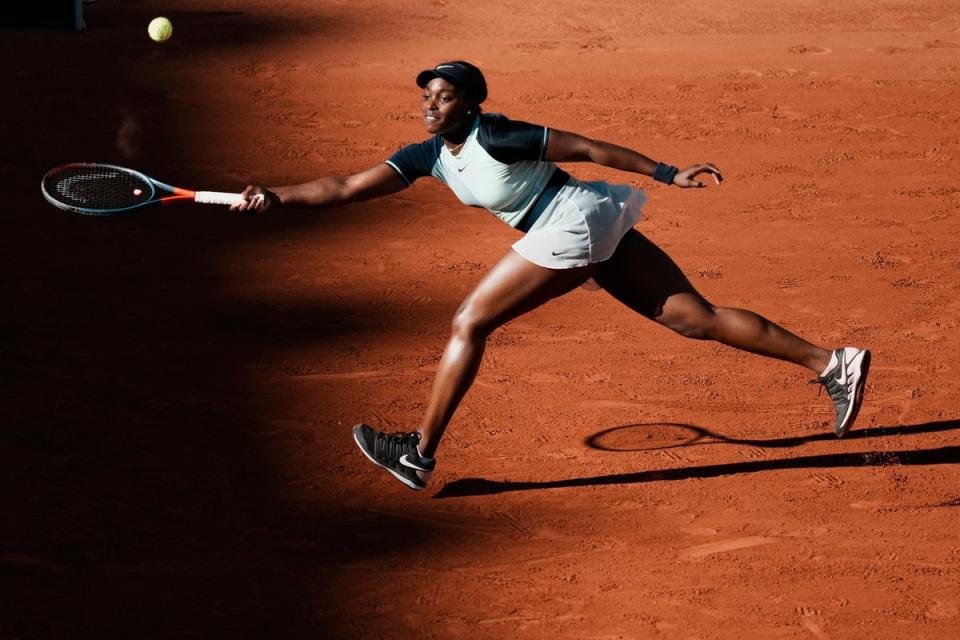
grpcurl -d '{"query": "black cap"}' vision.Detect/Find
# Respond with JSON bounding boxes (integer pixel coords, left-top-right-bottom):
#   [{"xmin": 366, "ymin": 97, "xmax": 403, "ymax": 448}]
[{"xmin": 416, "ymin": 61, "xmax": 487, "ymax": 104}]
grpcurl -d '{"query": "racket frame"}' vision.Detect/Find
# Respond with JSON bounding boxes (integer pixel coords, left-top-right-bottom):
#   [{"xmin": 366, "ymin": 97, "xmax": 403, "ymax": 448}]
[{"xmin": 41, "ymin": 162, "xmax": 244, "ymax": 215}]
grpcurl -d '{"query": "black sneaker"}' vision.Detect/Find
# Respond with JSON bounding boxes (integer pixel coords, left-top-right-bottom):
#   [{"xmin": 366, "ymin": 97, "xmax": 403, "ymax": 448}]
[
  {"xmin": 352, "ymin": 423, "xmax": 435, "ymax": 490},
  {"xmin": 812, "ymin": 347, "xmax": 872, "ymax": 437}
]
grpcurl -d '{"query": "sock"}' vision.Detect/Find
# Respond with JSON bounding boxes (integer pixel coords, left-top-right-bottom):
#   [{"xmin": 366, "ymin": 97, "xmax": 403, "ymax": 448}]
[
  {"xmin": 820, "ymin": 350, "xmax": 839, "ymax": 377},
  {"xmin": 417, "ymin": 445, "xmax": 435, "ymax": 465}
]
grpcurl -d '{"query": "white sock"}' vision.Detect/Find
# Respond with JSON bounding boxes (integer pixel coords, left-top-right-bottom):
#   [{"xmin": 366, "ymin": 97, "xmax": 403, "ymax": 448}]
[{"xmin": 820, "ymin": 350, "xmax": 839, "ymax": 377}]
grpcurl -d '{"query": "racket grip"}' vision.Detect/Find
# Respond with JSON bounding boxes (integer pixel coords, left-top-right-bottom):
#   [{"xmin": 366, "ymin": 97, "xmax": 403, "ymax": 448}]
[{"xmin": 194, "ymin": 191, "xmax": 246, "ymax": 206}]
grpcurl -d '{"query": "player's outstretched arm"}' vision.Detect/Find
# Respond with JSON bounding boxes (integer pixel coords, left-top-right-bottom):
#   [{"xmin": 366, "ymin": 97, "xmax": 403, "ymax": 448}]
[
  {"xmin": 544, "ymin": 129, "xmax": 722, "ymax": 188},
  {"xmin": 231, "ymin": 163, "xmax": 408, "ymax": 213}
]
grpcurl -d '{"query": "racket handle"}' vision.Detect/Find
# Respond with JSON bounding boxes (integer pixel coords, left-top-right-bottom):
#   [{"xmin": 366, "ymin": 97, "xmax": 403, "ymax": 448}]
[{"xmin": 194, "ymin": 191, "xmax": 246, "ymax": 206}]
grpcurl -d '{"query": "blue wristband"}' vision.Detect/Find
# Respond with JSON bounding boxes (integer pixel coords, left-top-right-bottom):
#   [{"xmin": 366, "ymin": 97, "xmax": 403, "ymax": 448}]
[{"xmin": 654, "ymin": 162, "xmax": 679, "ymax": 185}]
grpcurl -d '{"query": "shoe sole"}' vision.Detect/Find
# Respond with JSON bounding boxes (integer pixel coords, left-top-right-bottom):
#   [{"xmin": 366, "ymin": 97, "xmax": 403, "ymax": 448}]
[
  {"xmin": 836, "ymin": 349, "xmax": 871, "ymax": 437},
  {"xmin": 351, "ymin": 424, "xmax": 425, "ymax": 491}
]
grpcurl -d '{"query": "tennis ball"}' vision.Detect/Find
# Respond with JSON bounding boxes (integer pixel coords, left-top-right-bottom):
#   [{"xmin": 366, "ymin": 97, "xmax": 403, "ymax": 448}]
[{"xmin": 148, "ymin": 17, "xmax": 173, "ymax": 43}]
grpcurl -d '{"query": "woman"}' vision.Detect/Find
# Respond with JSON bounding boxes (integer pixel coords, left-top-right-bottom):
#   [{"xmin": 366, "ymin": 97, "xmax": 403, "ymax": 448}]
[{"xmin": 233, "ymin": 61, "xmax": 871, "ymax": 491}]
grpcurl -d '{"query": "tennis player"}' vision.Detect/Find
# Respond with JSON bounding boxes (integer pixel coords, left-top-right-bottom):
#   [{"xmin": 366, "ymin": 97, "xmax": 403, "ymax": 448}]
[{"xmin": 233, "ymin": 61, "xmax": 871, "ymax": 490}]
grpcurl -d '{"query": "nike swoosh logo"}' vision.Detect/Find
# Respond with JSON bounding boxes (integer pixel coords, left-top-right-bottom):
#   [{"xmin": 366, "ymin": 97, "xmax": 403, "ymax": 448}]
[
  {"xmin": 838, "ymin": 349, "xmax": 864, "ymax": 381},
  {"xmin": 457, "ymin": 166, "xmax": 465, "ymax": 172},
  {"xmin": 834, "ymin": 359, "xmax": 846, "ymax": 384},
  {"xmin": 399, "ymin": 453, "xmax": 429, "ymax": 471}
]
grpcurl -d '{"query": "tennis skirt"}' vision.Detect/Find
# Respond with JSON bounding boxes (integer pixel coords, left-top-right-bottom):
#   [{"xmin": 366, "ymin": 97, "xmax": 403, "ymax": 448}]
[{"xmin": 512, "ymin": 176, "xmax": 647, "ymax": 269}]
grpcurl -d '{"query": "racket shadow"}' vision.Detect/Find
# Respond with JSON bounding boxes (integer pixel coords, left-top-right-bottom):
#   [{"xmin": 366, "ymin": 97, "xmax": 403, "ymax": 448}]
[
  {"xmin": 433, "ymin": 419, "xmax": 960, "ymax": 498},
  {"xmin": 584, "ymin": 419, "xmax": 960, "ymax": 452}
]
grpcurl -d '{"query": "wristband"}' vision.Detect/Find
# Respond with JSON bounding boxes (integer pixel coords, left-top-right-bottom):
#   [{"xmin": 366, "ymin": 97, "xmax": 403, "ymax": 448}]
[
  {"xmin": 653, "ymin": 162, "xmax": 679, "ymax": 185},
  {"xmin": 263, "ymin": 188, "xmax": 281, "ymax": 206}
]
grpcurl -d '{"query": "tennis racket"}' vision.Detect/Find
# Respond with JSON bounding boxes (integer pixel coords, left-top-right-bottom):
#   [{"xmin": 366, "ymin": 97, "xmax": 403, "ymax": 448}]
[{"xmin": 41, "ymin": 163, "xmax": 259, "ymax": 215}]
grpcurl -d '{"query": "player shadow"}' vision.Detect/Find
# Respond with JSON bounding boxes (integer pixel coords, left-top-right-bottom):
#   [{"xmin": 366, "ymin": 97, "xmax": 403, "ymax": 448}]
[{"xmin": 433, "ymin": 419, "xmax": 960, "ymax": 498}]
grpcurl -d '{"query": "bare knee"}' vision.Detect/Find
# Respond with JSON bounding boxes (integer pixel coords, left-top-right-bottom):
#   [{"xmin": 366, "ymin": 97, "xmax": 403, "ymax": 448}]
[
  {"xmin": 658, "ymin": 302, "xmax": 719, "ymax": 340},
  {"xmin": 450, "ymin": 299, "xmax": 497, "ymax": 342}
]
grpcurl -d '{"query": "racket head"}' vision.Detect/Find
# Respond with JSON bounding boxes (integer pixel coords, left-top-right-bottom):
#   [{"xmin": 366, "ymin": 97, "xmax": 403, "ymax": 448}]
[{"xmin": 41, "ymin": 163, "xmax": 162, "ymax": 215}]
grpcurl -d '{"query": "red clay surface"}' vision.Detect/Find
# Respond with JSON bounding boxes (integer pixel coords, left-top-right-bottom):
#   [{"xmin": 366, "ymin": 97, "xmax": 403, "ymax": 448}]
[{"xmin": 5, "ymin": 1, "xmax": 960, "ymax": 638}]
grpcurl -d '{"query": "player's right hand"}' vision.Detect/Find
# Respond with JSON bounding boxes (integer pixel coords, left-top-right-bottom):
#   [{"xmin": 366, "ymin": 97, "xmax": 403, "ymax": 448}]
[{"xmin": 231, "ymin": 185, "xmax": 275, "ymax": 214}]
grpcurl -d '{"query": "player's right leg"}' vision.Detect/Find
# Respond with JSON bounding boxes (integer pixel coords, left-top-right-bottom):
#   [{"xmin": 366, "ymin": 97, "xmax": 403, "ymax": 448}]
[{"xmin": 354, "ymin": 249, "xmax": 595, "ymax": 489}]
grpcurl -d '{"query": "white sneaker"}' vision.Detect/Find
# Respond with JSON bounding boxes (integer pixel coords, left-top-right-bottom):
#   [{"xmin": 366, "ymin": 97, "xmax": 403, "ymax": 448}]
[{"xmin": 812, "ymin": 347, "xmax": 871, "ymax": 437}]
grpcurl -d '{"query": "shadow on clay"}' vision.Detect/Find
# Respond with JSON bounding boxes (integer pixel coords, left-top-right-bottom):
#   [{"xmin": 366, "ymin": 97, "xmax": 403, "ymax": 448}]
[
  {"xmin": 433, "ymin": 419, "xmax": 960, "ymax": 498},
  {"xmin": 585, "ymin": 419, "xmax": 960, "ymax": 451}
]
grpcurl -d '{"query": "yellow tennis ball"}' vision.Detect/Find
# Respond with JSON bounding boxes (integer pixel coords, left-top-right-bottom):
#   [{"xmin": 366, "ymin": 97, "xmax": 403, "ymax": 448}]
[{"xmin": 148, "ymin": 17, "xmax": 173, "ymax": 43}]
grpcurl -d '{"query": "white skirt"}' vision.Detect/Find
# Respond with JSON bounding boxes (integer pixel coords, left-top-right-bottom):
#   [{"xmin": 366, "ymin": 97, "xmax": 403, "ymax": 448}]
[{"xmin": 512, "ymin": 177, "xmax": 647, "ymax": 269}]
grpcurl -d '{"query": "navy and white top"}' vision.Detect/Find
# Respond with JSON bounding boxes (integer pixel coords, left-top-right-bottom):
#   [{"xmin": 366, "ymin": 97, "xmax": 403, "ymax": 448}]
[{"xmin": 385, "ymin": 113, "xmax": 560, "ymax": 228}]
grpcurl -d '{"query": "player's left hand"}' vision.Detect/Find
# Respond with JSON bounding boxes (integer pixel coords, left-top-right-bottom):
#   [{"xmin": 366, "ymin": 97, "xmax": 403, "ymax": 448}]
[{"xmin": 674, "ymin": 163, "xmax": 723, "ymax": 188}]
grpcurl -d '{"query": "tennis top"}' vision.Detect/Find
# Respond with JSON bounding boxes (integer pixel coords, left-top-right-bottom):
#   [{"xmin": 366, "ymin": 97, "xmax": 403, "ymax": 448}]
[{"xmin": 384, "ymin": 113, "xmax": 561, "ymax": 228}]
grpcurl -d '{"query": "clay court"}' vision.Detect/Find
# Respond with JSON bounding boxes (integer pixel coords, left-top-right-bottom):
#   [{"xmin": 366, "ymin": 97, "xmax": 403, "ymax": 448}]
[{"xmin": 5, "ymin": 0, "xmax": 960, "ymax": 637}]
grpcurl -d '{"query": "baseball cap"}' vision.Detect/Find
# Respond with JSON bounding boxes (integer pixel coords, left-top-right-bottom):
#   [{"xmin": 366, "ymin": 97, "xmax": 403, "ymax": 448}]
[{"xmin": 416, "ymin": 61, "xmax": 488, "ymax": 104}]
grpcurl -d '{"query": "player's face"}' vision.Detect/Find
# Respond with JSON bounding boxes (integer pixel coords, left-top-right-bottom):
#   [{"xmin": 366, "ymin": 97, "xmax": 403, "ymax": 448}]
[{"xmin": 422, "ymin": 77, "xmax": 473, "ymax": 135}]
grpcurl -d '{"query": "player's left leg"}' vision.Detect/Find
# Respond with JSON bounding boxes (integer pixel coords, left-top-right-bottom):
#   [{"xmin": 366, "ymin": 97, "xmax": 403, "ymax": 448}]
[{"xmin": 594, "ymin": 229, "xmax": 870, "ymax": 435}]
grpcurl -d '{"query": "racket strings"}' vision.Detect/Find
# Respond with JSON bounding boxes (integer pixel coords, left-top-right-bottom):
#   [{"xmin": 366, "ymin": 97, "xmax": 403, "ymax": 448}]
[{"xmin": 46, "ymin": 166, "xmax": 152, "ymax": 210}]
